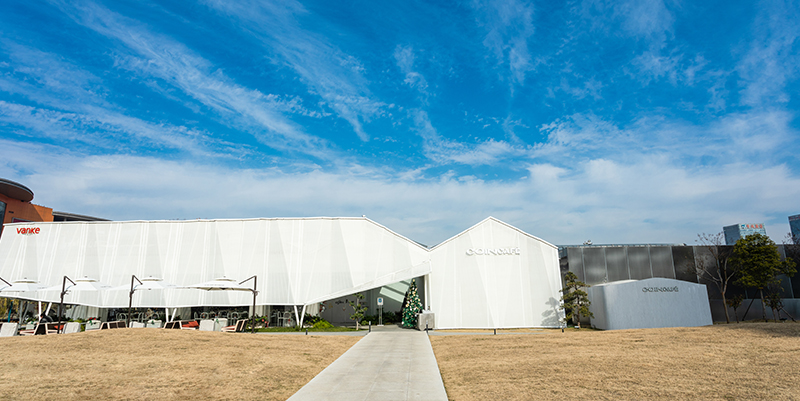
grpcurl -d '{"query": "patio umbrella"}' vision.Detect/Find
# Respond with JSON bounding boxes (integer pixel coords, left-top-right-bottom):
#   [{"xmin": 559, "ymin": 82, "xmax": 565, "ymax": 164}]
[
  {"xmin": 185, "ymin": 276, "xmax": 258, "ymax": 334},
  {"xmin": 51, "ymin": 276, "xmax": 111, "ymax": 334},
  {"xmin": 128, "ymin": 276, "xmax": 177, "ymax": 327},
  {"xmin": 0, "ymin": 278, "xmax": 47, "ymax": 326},
  {"xmin": 0, "ymin": 278, "xmax": 47, "ymax": 293}
]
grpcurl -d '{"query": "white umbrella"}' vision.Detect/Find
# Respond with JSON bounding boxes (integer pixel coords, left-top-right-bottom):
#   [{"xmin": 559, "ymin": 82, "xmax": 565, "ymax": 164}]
[
  {"xmin": 1, "ymin": 278, "xmax": 47, "ymax": 293},
  {"xmin": 184, "ymin": 276, "xmax": 251, "ymax": 291},
  {"xmin": 0, "ymin": 278, "xmax": 47, "ymax": 327},
  {"xmin": 136, "ymin": 276, "xmax": 177, "ymax": 290},
  {"xmin": 127, "ymin": 275, "xmax": 177, "ymax": 327},
  {"xmin": 186, "ymin": 276, "xmax": 258, "ymax": 333},
  {"xmin": 50, "ymin": 276, "xmax": 111, "ymax": 334}
]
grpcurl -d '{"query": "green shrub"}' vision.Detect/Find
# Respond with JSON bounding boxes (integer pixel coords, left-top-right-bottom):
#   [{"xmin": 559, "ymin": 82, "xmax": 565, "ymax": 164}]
[
  {"xmin": 312, "ymin": 319, "xmax": 333, "ymax": 329},
  {"xmin": 304, "ymin": 314, "xmax": 323, "ymax": 325}
]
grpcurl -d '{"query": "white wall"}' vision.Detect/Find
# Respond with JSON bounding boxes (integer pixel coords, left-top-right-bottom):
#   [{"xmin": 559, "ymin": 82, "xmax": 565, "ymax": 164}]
[
  {"xmin": 429, "ymin": 217, "xmax": 564, "ymax": 329},
  {"xmin": 588, "ymin": 278, "xmax": 713, "ymax": 330}
]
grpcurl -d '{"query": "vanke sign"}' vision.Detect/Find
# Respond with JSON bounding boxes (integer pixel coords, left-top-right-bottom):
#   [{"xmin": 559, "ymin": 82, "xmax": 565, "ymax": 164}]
[
  {"xmin": 466, "ymin": 247, "xmax": 521, "ymax": 256},
  {"xmin": 16, "ymin": 227, "xmax": 40, "ymax": 235}
]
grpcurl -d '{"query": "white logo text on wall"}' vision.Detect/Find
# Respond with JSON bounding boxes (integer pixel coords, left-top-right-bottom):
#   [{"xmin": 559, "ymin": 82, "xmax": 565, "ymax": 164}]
[{"xmin": 466, "ymin": 248, "xmax": 521, "ymax": 256}]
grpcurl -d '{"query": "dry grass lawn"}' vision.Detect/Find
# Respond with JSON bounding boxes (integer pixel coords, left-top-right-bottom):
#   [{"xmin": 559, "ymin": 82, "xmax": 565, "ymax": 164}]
[
  {"xmin": 0, "ymin": 329, "xmax": 359, "ymax": 400},
  {"xmin": 431, "ymin": 322, "xmax": 800, "ymax": 400}
]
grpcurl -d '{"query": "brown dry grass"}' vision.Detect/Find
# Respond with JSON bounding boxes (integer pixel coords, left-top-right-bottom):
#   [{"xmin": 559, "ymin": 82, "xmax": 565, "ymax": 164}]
[
  {"xmin": 431, "ymin": 322, "xmax": 800, "ymax": 400},
  {"xmin": 0, "ymin": 329, "xmax": 359, "ymax": 400}
]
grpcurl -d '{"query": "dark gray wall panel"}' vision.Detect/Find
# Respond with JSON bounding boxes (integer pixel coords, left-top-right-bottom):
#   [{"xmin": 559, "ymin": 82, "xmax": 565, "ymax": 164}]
[
  {"xmin": 566, "ymin": 248, "xmax": 585, "ymax": 283},
  {"xmin": 605, "ymin": 247, "xmax": 629, "ymax": 282},
  {"xmin": 650, "ymin": 246, "xmax": 674, "ymax": 278},
  {"xmin": 672, "ymin": 246, "xmax": 698, "ymax": 283},
  {"xmin": 627, "ymin": 247, "xmax": 651, "ymax": 280},
  {"xmin": 583, "ymin": 248, "xmax": 607, "ymax": 285}
]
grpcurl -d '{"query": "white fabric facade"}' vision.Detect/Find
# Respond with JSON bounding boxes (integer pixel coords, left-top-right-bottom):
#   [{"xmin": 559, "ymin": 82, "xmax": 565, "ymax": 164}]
[
  {"xmin": 429, "ymin": 217, "xmax": 564, "ymax": 329},
  {"xmin": 0, "ymin": 216, "xmax": 564, "ymax": 328},
  {"xmin": 0, "ymin": 218, "xmax": 430, "ymax": 309}
]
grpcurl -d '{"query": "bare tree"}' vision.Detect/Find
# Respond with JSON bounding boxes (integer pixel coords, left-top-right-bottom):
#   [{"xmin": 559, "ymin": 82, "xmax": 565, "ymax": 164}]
[{"xmin": 691, "ymin": 232, "xmax": 740, "ymax": 323}]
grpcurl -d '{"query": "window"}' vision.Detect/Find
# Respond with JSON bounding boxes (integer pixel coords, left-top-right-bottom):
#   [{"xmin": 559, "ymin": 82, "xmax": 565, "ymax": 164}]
[{"xmin": 0, "ymin": 200, "xmax": 5, "ymax": 236}]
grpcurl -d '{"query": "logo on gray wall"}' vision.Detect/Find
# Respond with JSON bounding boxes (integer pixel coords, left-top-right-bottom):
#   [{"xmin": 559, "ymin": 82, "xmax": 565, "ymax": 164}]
[{"xmin": 642, "ymin": 286, "xmax": 679, "ymax": 293}]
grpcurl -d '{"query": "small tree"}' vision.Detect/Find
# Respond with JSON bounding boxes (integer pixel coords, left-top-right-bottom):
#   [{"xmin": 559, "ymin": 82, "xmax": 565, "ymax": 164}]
[
  {"xmin": 691, "ymin": 232, "xmax": 740, "ymax": 323},
  {"xmin": 402, "ymin": 279, "xmax": 423, "ymax": 328},
  {"xmin": 348, "ymin": 293, "xmax": 367, "ymax": 330},
  {"xmin": 733, "ymin": 233, "xmax": 797, "ymax": 321},
  {"xmin": 726, "ymin": 294, "xmax": 744, "ymax": 323},
  {"xmin": 765, "ymin": 285, "xmax": 785, "ymax": 322},
  {"xmin": 559, "ymin": 272, "xmax": 593, "ymax": 329}
]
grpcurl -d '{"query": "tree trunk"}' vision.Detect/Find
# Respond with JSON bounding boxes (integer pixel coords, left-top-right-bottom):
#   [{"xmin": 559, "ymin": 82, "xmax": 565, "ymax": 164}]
[
  {"xmin": 759, "ymin": 289, "xmax": 766, "ymax": 322},
  {"xmin": 720, "ymin": 292, "xmax": 730, "ymax": 323},
  {"xmin": 742, "ymin": 297, "xmax": 756, "ymax": 321}
]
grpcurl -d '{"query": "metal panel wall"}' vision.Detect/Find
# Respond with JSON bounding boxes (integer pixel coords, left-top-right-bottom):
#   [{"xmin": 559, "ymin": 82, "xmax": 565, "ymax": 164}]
[
  {"xmin": 672, "ymin": 246, "xmax": 698, "ymax": 283},
  {"xmin": 582, "ymin": 248, "xmax": 607, "ymax": 285},
  {"xmin": 566, "ymin": 248, "xmax": 585, "ymax": 283},
  {"xmin": 650, "ymin": 247, "xmax": 675, "ymax": 279},
  {"xmin": 627, "ymin": 247, "xmax": 652, "ymax": 280},
  {"xmin": 605, "ymin": 247, "xmax": 629, "ymax": 282}
]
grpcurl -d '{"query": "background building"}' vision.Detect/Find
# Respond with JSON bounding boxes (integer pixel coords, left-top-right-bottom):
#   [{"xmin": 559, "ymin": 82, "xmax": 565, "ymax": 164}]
[
  {"xmin": 559, "ymin": 243, "xmax": 800, "ymax": 322},
  {"xmin": 0, "ymin": 178, "xmax": 106, "ymax": 237},
  {"xmin": 790, "ymin": 214, "xmax": 800, "ymax": 245},
  {"xmin": 723, "ymin": 223, "xmax": 767, "ymax": 245},
  {"xmin": 0, "ymin": 178, "xmax": 53, "ymax": 236}
]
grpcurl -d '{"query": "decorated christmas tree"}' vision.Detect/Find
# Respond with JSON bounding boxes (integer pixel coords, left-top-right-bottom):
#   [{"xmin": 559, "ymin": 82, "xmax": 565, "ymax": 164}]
[{"xmin": 402, "ymin": 279, "xmax": 423, "ymax": 328}]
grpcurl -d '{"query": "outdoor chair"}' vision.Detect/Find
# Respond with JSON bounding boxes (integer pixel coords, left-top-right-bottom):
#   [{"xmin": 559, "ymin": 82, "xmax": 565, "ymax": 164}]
[
  {"xmin": 180, "ymin": 320, "xmax": 199, "ymax": 330},
  {"xmin": 63, "ymin": 322, "xmax": 81, "ymax": 334},
  {"xmin": 221, "ymin": 319, "xmax": 247, "ymax": 333},
  {"xmin": 162, "ymin": 320, "xmax": 198, "ymax": 330},
  {"xmin": 101, "ymin": 321, "xmax": 126, "ymax": 329},
  {"xmin": 199, "ymin": 320, "xmax": 216, "ymax": 331},
  {"xmin": 145, "ymin": 320, "xmax": 162, "ymax": 328},
  {"xmin": 0, "ymin": 322, "xmax": 19, "ymax": 337},
  {"xmin": 20, "ymin": 323, "xmax": 60, "ymax": 336}
]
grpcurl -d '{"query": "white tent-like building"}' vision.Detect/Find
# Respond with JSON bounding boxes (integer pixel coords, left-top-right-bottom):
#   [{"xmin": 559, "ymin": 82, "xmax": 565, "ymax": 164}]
[
  {"xmin": 0, "ymin": 216, "xmax": 563, "ymax": 329},
  {"xmin": 429, "ymin": 217, "xmax": 564, "ymax": 329}
]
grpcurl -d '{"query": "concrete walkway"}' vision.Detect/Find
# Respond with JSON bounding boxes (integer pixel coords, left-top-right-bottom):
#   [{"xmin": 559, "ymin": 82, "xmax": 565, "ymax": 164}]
[{"xmin": 287, "ymin": 330, "xmax": 448, "ymax": 401}]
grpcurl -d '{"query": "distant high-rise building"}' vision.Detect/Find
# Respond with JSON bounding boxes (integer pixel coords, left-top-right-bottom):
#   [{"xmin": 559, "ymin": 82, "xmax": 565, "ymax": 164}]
[
  {"xmin": 723, "ymin": 223, "xmax": 767, "ymax": 245},
  {"xmin": 790, "ymin": 214, "xmax": 800, "ymax": 245}
]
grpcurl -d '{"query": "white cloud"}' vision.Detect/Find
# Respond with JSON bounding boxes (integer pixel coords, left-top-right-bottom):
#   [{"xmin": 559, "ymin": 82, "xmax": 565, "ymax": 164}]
[
  {"xmin": 51, "ymin": 0, "xmax": 334, "ymax": 158},
  {"xmin": 202, "ymin": 0, "xmax": 384, "ymax": 141},
  {"xmin": 471, "ymin": 0, "xmax": 536, "ymax": 92},
  {"xmin": 535, "ymin": 110, "xmax": 797, "ymax": 164},
  {"xmin": 3, "ymin": 138, "xmax": 799, "ymax": 246},
  {"xmin": 737, "ymin": 0, "xmax": 800, "ymax": 107},
  {"xmin": 411, "ymin": 109, "xmax": 528, "ymax": 165},
  {"xmin": 394, "ymin": 45, "xmax": 430, "ymax": 101},
  {"xmin": 0, "ymin": 42, "xmax": 252, "ymax": 158}
]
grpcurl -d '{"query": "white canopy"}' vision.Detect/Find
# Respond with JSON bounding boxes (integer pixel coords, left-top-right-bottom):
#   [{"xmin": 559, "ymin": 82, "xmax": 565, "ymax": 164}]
[{"xmin": 0, "ymin": 217, "xmax": 431, "ymax": 309}]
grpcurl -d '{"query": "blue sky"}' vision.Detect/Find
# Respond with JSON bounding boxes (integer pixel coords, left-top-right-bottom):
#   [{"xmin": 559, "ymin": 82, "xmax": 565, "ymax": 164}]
[{"xmin": 1, "ymin": 0, "xmax": 799, "ymax": 246}]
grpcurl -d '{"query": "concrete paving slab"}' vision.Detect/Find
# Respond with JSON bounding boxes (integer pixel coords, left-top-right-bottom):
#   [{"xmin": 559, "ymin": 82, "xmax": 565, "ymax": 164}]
[{"xmin": 288, "ymin": 331, "xmax": 448, "ymax": 401}]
